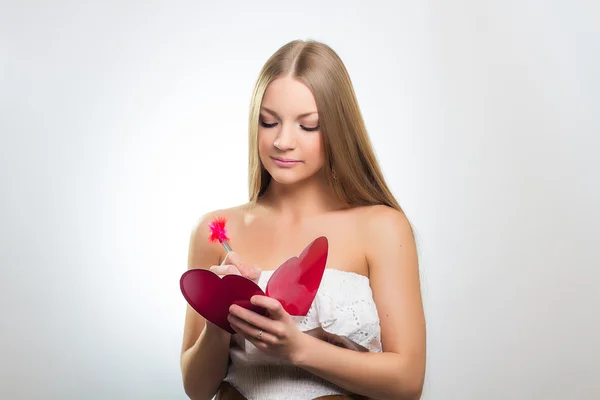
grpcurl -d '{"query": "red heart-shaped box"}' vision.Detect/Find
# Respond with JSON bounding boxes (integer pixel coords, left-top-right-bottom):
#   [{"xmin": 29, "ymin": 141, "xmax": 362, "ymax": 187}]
[{"xmin": 180, "ymin": 236, "xmax": 328, "ymax": 334}]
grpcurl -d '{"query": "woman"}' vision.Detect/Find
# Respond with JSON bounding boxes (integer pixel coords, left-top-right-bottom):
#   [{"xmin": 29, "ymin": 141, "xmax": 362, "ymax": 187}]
[{"xmin": 180, "ymin": 39, "xmax": 426, "ymax": 400}]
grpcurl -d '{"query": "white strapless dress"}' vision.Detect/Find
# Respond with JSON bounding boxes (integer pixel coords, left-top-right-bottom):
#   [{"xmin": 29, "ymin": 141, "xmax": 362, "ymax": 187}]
[{"xmin": 223, "ymin": 268, "xmax": 382, "ymax": 400}]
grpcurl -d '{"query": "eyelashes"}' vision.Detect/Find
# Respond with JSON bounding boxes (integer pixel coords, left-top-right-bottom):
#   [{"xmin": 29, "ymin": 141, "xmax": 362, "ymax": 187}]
[
  {"xmin": 259, "ymin": 118, "xmax": 319, "ymax": 132},
  {"xmin": 259, "ymin": 120, "xmax": 277, "ymax": 128}
]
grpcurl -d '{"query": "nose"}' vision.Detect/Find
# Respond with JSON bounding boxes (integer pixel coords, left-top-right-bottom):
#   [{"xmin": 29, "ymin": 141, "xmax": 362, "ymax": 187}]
[{"xmin": 273, "ymin": 124, "xmax": 296, "ymax": 151}]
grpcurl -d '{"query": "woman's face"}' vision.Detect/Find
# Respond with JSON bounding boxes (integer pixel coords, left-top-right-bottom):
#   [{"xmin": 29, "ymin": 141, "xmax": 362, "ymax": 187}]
[{"xmin": 258, "ymin": 75, "xmax": 324, "ymax": 186}]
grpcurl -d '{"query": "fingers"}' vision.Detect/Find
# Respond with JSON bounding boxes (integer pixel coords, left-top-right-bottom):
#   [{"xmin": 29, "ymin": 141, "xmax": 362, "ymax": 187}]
[
  {"xmin": 229, "ymin": 302, "xmax": 276, "ymax": 331},
  {"xmin": 222, "ymin": 251, "xmax": 261, "ymax": 280},
  {"xmin": 227, "ymin": 314, "xmax": 277, "ymax": 345},
  {"xmin": 249, "ymin": 296, "xmax": 287, "ymax": 321},
  {"xmin": 209, "ymin": 264, "xmax": 241, "ymax": 276}
]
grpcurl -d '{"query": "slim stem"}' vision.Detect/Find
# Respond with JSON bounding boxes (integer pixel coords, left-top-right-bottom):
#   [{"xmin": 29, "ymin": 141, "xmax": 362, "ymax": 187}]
[{"xmin": 222, "ymin": 241, "xmax": 232, "ymax": 253}]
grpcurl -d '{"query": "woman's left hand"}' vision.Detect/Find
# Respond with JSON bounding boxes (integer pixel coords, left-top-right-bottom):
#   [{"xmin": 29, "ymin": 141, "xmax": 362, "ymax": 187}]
[{"xmin": 228, "ymin": 295, "xmax": 306, "ymax": 363}]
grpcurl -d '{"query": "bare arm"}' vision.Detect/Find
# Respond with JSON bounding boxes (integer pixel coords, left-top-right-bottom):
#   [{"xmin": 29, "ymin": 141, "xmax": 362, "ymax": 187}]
[
  {"xmin": 180, "ymin": 213, "xmax": 231, "ymax": 400},
  {"xmin": 291, "ymin": 206, "xmax": 426, "ymax": 400}
]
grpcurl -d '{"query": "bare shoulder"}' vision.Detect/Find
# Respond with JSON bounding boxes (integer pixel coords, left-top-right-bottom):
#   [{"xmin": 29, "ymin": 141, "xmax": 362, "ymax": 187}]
[
  {"xmin": 187, "ymin": 203, "xmax": 252, "ymax": 270},
  {"xmin": 359, "ymin": 204, "xmax": 412, "ymax": 228},
  {"xmin": 190, "ymin": 203, "xmax": 250, "ymax": 235},
  {"xmin": 355, "ymin": 204, "xmax": 415, "ymax": 262}
]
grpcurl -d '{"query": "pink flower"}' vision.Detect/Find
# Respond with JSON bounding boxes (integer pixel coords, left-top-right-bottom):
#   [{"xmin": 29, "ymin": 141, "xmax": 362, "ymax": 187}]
[{"xmin": 208, "ymin": 216, "xmax": 229, "ymax": 243}]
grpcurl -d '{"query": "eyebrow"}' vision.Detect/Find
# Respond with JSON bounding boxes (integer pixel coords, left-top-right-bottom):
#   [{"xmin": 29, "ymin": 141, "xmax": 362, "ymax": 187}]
[{"xmin": 261, "ymin": 106, "xmax": 318, "ymax": 119}]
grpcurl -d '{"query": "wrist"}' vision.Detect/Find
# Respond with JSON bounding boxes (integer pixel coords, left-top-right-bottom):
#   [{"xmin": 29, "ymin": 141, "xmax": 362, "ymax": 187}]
[{"xmin": 290, "ymin": 331, "xmax": 314, "ymax": 367}]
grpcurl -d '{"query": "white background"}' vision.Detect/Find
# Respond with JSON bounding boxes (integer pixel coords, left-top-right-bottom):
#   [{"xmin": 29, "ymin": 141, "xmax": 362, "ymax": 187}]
[{"xmin": 1, "ymin": 1, "xmax": 599, "ymax": 399}]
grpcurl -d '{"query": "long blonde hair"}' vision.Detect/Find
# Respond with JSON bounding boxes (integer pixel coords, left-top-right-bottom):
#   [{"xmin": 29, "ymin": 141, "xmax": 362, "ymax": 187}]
[{"xmin": 248, "ymin": 39, "xmax": 403, "ymax": 213}]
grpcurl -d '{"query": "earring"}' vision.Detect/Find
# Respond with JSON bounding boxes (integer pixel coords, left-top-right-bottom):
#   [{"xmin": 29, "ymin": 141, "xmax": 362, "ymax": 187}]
[{"xmin": 332, "ymin": 167, "xmax": 339, "ymax": 182}]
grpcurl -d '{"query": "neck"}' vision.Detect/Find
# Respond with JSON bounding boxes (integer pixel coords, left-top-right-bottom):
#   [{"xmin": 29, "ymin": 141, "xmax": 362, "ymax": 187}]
[{"xmin": 258, "ymin": 172, "xmax": 346, "ymax": 220}]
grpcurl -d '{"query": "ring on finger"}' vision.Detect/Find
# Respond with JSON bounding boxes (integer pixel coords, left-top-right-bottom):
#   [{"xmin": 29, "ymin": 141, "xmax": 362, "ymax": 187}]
[{"xmin": 256, "ymin": 329, "xmax": 263, "ymax": 341}]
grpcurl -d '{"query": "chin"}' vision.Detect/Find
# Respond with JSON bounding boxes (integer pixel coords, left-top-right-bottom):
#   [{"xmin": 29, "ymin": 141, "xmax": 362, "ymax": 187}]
[
  {"xmin": 267, "ymin": 170, "xmax": 309, "ymax": 185},
  {"xmin": 264, "ymin": 164, "xmax": 320, "ymax": 186}
]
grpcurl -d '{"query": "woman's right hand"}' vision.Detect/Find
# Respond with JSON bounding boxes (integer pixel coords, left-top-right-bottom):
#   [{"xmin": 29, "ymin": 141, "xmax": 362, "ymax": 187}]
[
  {"xmin": 203, "ymin": 252, "xmax": 262, "ymax": 335},
  {"xmin": 209, "ymin": 251, "xmax": 261, "ymax": 284}
]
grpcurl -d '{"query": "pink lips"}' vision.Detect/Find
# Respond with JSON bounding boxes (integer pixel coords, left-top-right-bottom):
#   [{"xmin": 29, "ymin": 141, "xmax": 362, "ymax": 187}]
[{"xmin": 271, "ymin": 157, "xmax": 301, "ymax": 168}]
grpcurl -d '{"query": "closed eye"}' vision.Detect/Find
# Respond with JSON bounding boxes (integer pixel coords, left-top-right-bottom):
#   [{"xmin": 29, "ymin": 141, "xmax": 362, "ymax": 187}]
[
  {"xmin": 259, "ymin": 119, "xmax": 319, "ymax": 132},
  {"xmin": 259, "ymin": 120, "xmax": 278, "ymax": 128}
]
